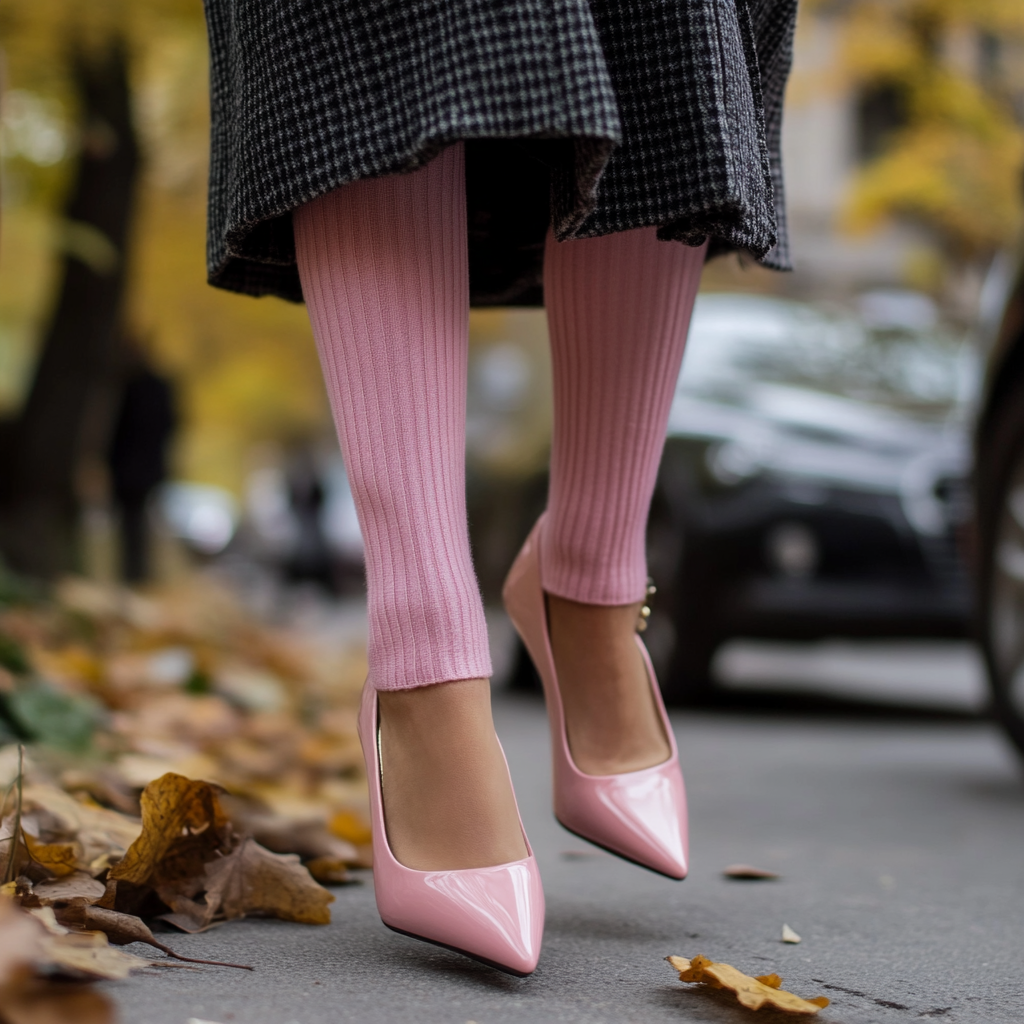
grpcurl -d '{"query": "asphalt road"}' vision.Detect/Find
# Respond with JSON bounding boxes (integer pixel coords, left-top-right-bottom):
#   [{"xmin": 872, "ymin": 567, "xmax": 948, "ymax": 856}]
[{"xmin": 105, "ymin": 678, "xmax": 1024, "ymax": 1024}]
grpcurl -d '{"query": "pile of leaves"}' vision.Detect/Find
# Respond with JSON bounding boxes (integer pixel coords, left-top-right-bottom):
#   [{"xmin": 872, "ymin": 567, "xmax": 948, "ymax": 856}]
[
  {"xmin": 0, "ymin": 571, "xmax": 375, "ymax": 989},
  {"xmin": 0, "ymin": 573, "xmax": 371, "ymax": 874},
  {"xmin": 4, "ymin": 767, "xmax": 337, "ymax": 930},
  {"xmin": 0, "ymin": 571, "xmax": 372, "ymax": 1017}
]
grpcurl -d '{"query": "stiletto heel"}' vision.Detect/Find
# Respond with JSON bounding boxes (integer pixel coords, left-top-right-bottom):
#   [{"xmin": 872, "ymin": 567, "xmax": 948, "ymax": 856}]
[
  {"xmin": 357, "ymin": 681, "xmax": 545, "ymax": 975},
  {"xmin": 502, "ymin": 516, "xmax": 689, "ymax": 879}
]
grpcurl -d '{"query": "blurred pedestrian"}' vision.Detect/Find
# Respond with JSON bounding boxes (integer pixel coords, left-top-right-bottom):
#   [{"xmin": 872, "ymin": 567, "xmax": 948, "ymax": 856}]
[
  {"xmin": 283, "ymin": 441, "xmax": 336, "ymax": 595},
  {"xmin": 106, "ymin": 350, "xmax": 177, "ymax": 584},
  {"xmin": 202, "ymin": 0, "xmax": 797, "ymax": 975}
]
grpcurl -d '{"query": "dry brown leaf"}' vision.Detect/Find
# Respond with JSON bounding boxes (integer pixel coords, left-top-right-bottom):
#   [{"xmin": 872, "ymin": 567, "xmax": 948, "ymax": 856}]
[
  {"xmin": 108, "ymin": 773, "xmax": 232, "ymax": 888},
  {"xmin": 0, "ymin": 894, "xmax": 151, "ymax": 986},
  {"xmin": 20, "ymin": 785, "xmax": 141, "ymax": 873},
  {"xmin": 0, "ymin": 981, "xmax": 115, "ymax": 1024},
  {"xmin": 667, "ymin": 955, "xmax": 830, "ymax": 1015},
  {"xmin": 0, "ymin": 896, "xmax": 47, "ymax": 986},
  {"xmin": 41, "ymin": 929, "xmax": 154, "ymax": 979},
  {"xmin": 54, "ymin": 905, "xmax": 254, "ymax": 970},
  {"xmin": 722, "ymin": 864, "xmax": 780, "ymax": 880},
  {"xmin": 26, "ymin": 907, "xmax": 69, "ymax": 936},
  {"xmin": 56, "ymin": 905, "xmax": 155, "ymax": 946},
  {"xmin": 304, "ymin": 856, "xmax": 351, "ymax": 885},
  {"xmin": 31, "ymin": 873, "xmax": 106, "ymax": 906},
  {"xmin": 163, "ymin": 838, "xmax": 333, "ymax": 932},
  {"xmin": 104, "ymin": 773, "xmax": 235, "ymax": 916},
  {"xmin": 58, "ymin": 768, "xmax": 140, "ymax": 817},
  {"xmin": 219, "ymin": 795, "xmax": 359, "ymax": 864}
]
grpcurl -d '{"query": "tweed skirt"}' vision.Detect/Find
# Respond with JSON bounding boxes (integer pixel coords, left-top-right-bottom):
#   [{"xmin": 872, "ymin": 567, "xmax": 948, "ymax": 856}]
[{"xmin": 203, "ymin": 0, "xmax": 798, "ymax": 305}]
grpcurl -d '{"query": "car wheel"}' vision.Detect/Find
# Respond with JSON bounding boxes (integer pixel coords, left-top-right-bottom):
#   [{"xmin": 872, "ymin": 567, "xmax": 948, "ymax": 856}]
[{"xmin": 978, "ymin": 379, "xmax": 1024, "ymax": 759}]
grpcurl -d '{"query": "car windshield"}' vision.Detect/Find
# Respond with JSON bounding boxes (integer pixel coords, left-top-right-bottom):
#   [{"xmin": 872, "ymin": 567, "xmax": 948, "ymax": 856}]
[{"xmin": 680, "ymin": 294, "xmax": 977, "ymax": 420}]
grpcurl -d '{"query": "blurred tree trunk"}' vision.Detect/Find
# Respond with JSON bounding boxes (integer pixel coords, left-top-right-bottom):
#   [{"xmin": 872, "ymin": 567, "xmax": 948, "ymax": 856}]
[{"xmin": 0, "ymin": 38, "xmax": 138, "ymax": 578}]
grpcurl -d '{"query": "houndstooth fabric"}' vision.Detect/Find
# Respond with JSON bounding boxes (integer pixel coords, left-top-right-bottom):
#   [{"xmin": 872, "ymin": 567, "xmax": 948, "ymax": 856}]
[{"xmin": 203, "ymin": 0, "xmax": 797, "ymax": 304}]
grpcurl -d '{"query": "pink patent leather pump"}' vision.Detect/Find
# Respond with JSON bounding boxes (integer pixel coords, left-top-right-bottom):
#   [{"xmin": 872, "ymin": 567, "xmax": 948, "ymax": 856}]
[
  {"xmin": 357, "ymin": 680, "xmax": 545, "ymax": 976},
  {"xmin": 502, "ymin": 516, "xmax": 689, "ymax": 880}
]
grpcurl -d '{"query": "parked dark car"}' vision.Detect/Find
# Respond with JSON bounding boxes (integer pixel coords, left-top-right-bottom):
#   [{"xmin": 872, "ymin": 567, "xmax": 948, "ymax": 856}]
[
  {"xmin": 646, "ymin": 293, "xmax": 977, "ymax": 701},
  {"xmin": 486, "ymin": 293, "xmax": 979, "ymax": 702},
  {"xmin": 975, "ymin": 243, "xmax": 1024, "ymax": 758}
]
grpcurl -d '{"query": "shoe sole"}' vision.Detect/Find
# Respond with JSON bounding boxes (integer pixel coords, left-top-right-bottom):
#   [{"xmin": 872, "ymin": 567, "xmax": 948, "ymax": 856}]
[
  {"xmin": 555, "ymin": 815, "xmax": 687, "ymax": 881},
  {"xmin": 383, "ymin": 922, "xmax": 535, "ymax": 977}
]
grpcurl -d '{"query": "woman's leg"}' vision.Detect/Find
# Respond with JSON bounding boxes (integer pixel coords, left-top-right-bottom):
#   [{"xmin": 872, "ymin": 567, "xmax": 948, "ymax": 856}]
[
  {"xmin": 542, "ymin": 228, "xmax": 707, "ymax": 774},
  {"xmin": 294, "ymin": 144, "xmax": 526, "ymax": 869}
]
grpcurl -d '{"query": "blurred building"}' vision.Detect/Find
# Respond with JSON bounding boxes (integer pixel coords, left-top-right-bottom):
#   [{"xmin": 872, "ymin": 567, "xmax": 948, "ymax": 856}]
[{"xmin": 781, "ymin": 5, "xmax": 1024, "ymax": 310}]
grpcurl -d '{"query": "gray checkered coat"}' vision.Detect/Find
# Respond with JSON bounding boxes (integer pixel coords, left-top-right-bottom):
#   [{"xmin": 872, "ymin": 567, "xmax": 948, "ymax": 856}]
[{"xmin": 203, "ymin": 0, "xmax": 798, "ymax": 305}]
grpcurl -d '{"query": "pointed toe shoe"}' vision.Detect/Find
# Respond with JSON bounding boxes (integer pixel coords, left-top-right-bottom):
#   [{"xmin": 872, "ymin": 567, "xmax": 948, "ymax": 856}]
[
  {"xmin": 502, "ymin": 517, "xmax": 688, "ymax": 880},
  {"xmin": 358, "ymin": 681, "xmax": 545, "ymax": 976}
]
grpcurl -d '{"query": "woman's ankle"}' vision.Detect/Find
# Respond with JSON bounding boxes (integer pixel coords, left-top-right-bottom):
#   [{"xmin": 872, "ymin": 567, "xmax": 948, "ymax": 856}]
[
  {"xmin": 377, "ymin": 679, "xmax": 529, "ymax": 870},
  {"xmin": 545, "ymin": 593, "xmax": 671, "ymax": 774}
]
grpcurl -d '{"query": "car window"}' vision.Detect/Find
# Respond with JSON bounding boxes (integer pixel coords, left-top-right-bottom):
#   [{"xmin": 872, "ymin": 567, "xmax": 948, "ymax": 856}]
[{"xmin": 680, "ymin": 295, "xmax": 977, "ymax": 419}]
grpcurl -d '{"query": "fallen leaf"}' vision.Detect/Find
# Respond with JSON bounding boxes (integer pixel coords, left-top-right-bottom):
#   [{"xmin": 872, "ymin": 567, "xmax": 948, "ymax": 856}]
[
  {"xmin": 56, "ymin": 905, "xmax": 154, "ymax": 946},
  {"xmin": 4, "ymin": 683, "xmax": 101, "ymax": 753},
  {"xmin": 26, "ymin": 906, "xmax": 69, "ymax": 935},
  {"xmin": 163, "ymin": 838, "xmax": 333, "ymax": 931},
  {"xmin": 41, "ymin": 929, "xmax": 153, "ymax": 979},
  {"xmin": 305, "ymin": 856, "xmax": 351, "ymax": 885},
  {"xmin": 221, "ymin": 796, "xmax": 358, "ymax": 864},
  {"xmin": 104, "ymin": 773, "xmax": 235, "ymax": 916},
  {"xmin": 328, "ymin": 809, "xmax": 372, "ymax": 847},
  {"xmin": 667, "ymin": 955, "xmax": 829, "ymax": 1014},
  {"xmin": 31, "ymin": 873, "xmax": 107, "ymax": 906},
  {"xmin": 23, "ymin": 833, "xmax": 81, "ymax": 878},
  {"xmin": 0, "ymin": 981, "xmax": 115, "ymax": 1024},
  {"xmin": 0, "ymin": 896, "xmax": 47, "ymax": 985},
  {"xmin": 0, "ymin": 893, "xmax": 151, "ymax": 985},
  {"xmin": 782, "ymin": 924, "xmax": 802, "ymax": 944},
  {"xmin": 21, "ymin": 784, "xmax": 142, "ymax": 873},
  {"xmin": 722, "ymin": 864, "xmax": 780, "ymax": 880},
  {"xmin": 55, "ymin": 905, "xmax": 254, "ymax": 970}
]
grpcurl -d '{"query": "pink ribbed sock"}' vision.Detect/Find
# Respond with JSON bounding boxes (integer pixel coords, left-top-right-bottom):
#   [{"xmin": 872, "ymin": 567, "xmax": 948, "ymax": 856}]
[
  {"xmin": 541, "ymin": 228, "xmax": 708, "ymax": 605},
  {"xmin": 293, "ymin": 143, "xmax": 492, "ymax": 691}
]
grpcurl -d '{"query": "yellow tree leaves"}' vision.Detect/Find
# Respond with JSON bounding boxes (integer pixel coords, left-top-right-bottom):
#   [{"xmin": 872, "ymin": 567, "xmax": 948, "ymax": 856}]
[
  {"xmin": 667, "ymin": 955, "xmax": 830, "ymax": 1015},
  {"xmin": 828, "ymin": 0, "xmax": 1024, "ymax": 259}
]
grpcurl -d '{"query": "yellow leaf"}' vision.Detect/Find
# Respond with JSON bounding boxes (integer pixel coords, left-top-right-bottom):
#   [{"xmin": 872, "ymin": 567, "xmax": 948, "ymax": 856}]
[
  {"xmin": 23, "ymin": 833, "xmax": 80, "ymax": 878},
  {"xmin": 107, "ymin": 773, "xmax": 233, "ymax": 890},
  {"xmin": 328, "ymin": 809, "xmax": 372, "ymax": 847},
  {"xmin": 667, "ymin": 955, "xmax": 830, "ymax": 1015}
]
